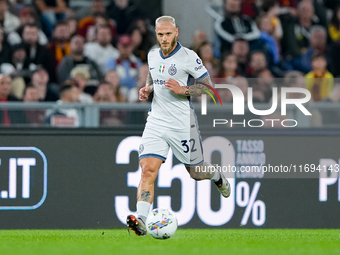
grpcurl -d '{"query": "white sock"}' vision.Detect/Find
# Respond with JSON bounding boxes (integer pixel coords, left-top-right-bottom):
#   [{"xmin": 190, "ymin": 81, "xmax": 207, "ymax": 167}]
[
  {"xmin": 200, "ymin": 162, "xmax": 220, "ymax": 182},
  {"xmin": 210, "ymin": 166, "xmax": 221, "ymax": 182},
  {"xmin": 137, "ymin": 201, "xmax": 151, "ymax": 223}
]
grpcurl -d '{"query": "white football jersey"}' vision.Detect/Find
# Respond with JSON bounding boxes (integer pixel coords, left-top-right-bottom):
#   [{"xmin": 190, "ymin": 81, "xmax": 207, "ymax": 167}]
[{"xmin": 146, "ymin": 42, "xmax": 208, "ymax": 131}]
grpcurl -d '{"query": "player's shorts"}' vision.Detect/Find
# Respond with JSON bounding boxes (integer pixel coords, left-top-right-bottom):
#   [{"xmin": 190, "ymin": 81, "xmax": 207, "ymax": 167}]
[{"xmin": 139, "ymin": 125, "xmax": 204, "ymax": 167}]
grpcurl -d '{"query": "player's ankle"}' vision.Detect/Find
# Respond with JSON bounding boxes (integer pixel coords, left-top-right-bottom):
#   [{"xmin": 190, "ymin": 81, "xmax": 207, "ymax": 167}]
[
  {"xmin": 136, "ymin": 201, "xmax": 151, "ymax": 223},
  {"xmin": 138, "ymin": 216, "xmax": 146, "ymax": 224},
  {"xmin": 210, "ymin": 167, "xmax": 220, "ymax": 182}
]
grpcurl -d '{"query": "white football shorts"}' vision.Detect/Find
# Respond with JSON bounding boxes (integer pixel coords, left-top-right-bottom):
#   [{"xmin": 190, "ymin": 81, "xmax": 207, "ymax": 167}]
[{"xmin": 139, "ymin": 125, "xmax": 204, "ymax": 167}]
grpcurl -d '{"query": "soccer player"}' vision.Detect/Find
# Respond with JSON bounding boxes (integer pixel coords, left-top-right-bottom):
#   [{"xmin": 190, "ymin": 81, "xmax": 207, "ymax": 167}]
[{"xmin": 127, "ymin": 16, "xmax": 231, "ymax": 235}]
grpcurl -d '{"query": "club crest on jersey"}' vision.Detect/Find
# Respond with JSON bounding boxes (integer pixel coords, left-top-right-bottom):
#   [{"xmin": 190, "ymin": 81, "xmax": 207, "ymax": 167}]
[
  {"xmin": 168, "ymin": 64, "xmax": 177, "ymax": 76},
  {"xmin": 159, "ymin": 65, "xmax": 165, "ymax": 73},
  {"xmin": 139, "ymin": 144, "xmax": 144, "ymax": 154}
]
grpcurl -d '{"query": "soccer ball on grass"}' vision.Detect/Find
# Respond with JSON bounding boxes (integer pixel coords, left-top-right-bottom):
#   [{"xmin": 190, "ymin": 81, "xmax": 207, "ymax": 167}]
[{"xmin": 146, "ymin": 208, "xmax": 178, "ymax": 239}]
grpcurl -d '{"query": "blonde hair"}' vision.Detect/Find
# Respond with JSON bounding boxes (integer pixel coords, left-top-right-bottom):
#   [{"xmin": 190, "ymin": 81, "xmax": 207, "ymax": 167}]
[
  {"xmin": 155, "ymin": 15, "xmax": 176, "ymax": 27},
  {"xmin": 70, "ymin": 66, "xmax": 90, "ymax": 80}
]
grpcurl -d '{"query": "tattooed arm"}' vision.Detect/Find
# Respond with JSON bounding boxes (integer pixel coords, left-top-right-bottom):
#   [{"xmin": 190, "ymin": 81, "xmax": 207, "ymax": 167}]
[
  {"xmin": 164, "ymin": 75, "xmax": 214, "ymax": 96},
  {"xmin": 139, "ymin": 73, "xmax": 154, "ymax": 101},
  {"xmin": 145, "ymin": 73, "xmax": 154, "ymax": 91}
]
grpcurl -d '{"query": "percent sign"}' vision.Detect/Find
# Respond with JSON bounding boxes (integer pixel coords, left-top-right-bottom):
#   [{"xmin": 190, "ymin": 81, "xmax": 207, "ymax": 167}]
[{"xmin": 236, "ymin": 181, "xmax": 266, "ymax": 226}]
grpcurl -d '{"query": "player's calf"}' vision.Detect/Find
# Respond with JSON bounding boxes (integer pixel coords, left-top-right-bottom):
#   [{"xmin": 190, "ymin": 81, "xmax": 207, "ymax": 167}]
[
  {"xmin": 186, "ymin": 162, "xmax": 218, "ymax": 180},
  {"xmin": 137, "ymin": 158, "xmax": 162, "ymax": 204},
  {"xmin": 135, "ymin": 158, "xmax": 163, "ymax": 227},
  {"xmin": 187, "ymin": 163, "xmax": 231, "ymax": 198},
  {"xmin": 187, "ymin": 164, "xmax": 215, "ymax": 180}
]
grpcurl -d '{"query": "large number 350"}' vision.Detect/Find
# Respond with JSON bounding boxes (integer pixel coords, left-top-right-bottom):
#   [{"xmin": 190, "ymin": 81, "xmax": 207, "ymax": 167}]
[{"xmin": 114, "ymin": 136, "xmax": 235, "ymax": 227}]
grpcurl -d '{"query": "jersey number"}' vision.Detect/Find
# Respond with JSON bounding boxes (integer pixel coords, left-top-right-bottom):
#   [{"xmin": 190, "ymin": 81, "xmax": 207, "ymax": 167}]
[{"xmin": 181, "ymin": 139, "xmax": 197, "ymax": 153}]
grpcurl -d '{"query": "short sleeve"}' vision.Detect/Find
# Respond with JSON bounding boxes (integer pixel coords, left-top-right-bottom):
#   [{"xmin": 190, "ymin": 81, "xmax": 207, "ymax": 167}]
[{"xmin": 185, "ymin": 49, "xmax": 209, "ymax": 80}]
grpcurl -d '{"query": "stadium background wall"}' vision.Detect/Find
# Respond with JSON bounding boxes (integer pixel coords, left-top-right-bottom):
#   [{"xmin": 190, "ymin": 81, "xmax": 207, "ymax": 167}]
[{"xmin": 0, "ymin": 129, "xmax": 339, "ymax": 229}]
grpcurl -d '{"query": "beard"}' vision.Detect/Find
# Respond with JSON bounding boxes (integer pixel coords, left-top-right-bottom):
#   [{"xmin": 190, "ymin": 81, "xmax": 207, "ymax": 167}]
[
  {"xmin": 158, "ymin": 36, "xmax": 176, "ymax": 55},
  {"xmin": 99, "ymin": 40, "xmax": 109, "ymax": 47},
  {"xmin": 72, "ymin": 49, "xmax": 83, "ymax": 56},
  {"xmin": 54, "ymin": 37, "xmax": 68, "ymax": 44},
  {"xmin": 24, "ymin": 41, "xmax": 36, "ymax": 47},
  {"xmin": 228, "ymin": 10, "xmax": 240, "ymax": 17}
]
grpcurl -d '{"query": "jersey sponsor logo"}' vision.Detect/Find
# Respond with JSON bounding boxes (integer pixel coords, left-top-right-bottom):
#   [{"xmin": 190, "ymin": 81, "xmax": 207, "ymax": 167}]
[
  {"xmin": 196, "ymin": 58, "xmax": 202, "ymax": 64},
  {"xmin": 153, "ymin": 79, "xmax": 165, "ymax": 85},
  {"xmin": 159, "ymin": 65, "xmax": 165, "ymax": 73},
  {"xmin": 150, "ymin": 67, "xmax": 155, "ymax": 70},
  {"xmin": 194, "ymin": 65, "xmax": 203, "ymax": 71},
  {"xmin": 168, "ymin": 64, "xmax": 177, "ymax": 76}
]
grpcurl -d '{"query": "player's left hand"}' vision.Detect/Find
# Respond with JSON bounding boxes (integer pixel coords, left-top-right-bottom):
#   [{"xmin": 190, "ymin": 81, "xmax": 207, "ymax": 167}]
[{"xmin": 165, "ymin": 78, "xmax": 182, "ymax": 94}]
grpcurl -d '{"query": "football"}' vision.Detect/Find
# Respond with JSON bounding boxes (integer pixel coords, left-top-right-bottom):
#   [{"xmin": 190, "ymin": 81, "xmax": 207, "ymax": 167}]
[{"xmin": 146, "ymin": 208, "xmax": 178, "ymax": 239}]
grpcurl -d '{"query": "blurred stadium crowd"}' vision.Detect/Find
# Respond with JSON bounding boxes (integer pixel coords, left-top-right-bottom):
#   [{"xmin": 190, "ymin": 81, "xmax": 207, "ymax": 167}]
[{"xmin": 0, "ymin": 0, "xmax": 339, "ymax": 127}]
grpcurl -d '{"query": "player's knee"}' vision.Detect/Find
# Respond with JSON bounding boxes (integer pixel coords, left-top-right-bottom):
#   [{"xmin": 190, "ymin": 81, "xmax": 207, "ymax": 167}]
[{"xmin": 140, "ymin": 163, "xmax": 158, "ymax": 180}]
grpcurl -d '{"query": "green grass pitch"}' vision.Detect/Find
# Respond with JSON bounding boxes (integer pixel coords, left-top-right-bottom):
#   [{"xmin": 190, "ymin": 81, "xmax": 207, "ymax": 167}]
[{"xmin": 0, "ymin": 229, "xmax": 339, "ymax": 255}]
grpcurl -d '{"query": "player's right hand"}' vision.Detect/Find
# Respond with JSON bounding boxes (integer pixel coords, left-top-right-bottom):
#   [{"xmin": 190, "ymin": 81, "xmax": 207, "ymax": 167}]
[{"xmin": 139, "ymin": 86, "xmax": 152, "ymax": 101}]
